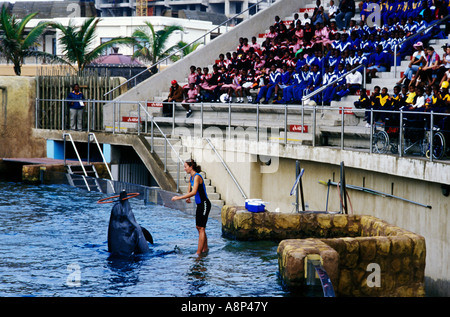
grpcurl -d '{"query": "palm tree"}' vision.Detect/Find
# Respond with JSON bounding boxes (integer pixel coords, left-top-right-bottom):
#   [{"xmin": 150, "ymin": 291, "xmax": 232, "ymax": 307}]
[
  {"xmin": 132, "ymin": 21, "xmax": 183, "ymax": 73},
  {"xmin": 51, "ymin": 17, "xmax": 134, "ymax": 72},
  {"xmin": 0, "ymin": 5, "xmax": 63, "ymax": 75},
  {"xmin": 170, "ymin": 41, "xmax": 202, "ymax": 62}
]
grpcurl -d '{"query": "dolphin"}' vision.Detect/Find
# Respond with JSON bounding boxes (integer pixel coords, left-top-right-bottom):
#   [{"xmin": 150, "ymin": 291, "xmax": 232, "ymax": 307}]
[{"xmin": 107, "ymin": 191, "xmax": 153, "ymax": 257}]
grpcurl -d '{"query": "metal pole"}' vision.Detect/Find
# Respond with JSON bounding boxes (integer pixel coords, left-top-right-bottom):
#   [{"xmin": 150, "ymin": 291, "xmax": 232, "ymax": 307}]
[
  {"xmin": 35, "ymin": 98, "xmax": 38, "ymax": 129},
  {"xmin": 87, "ymin": 133, "xmax": 91, "ymax": 165},
  {"xmin": 430, "ymin": 111, "xmax": 434, "ymax": 162},
  {"xmin": 370, "ymin": 108, "xmax": 374, "ymax": 153},
  {"xmin": 284, "ymin": 103, "xmax": 288, "ymax": 145},
  {"xmin": 399, "ymin": 109, "xmax": 403, "ymax": 157},
  {"xmin": 313, "ymin": 106, "xmax": 317, "ymax": 147},
  {"xmin": 394, "ymin": 46, "xmax": 397, "ymax": 77},
  {"xmin": 301, "ymin": 99, "xmax": 305, "ymax": 134},
  {"xmin": 137, "ymin": 102, "xmax": 141, "ymax": 136},
  {"xmin": 341, "ymin": 106, "xmax": 344, "ymax": 150},
  {"xmin": 113, "ymin": 102, "xmax": 116, "ymax": 135},
  {"xmin": 228, "ymin": 101, "xmax": 231, "ymax": 139},
  {"xmin": 150, "ymin": 117, "xmax": 154, "ymax": 153},
  {"xmin": 172, "ymin": 101, "xmax": 175, "ymax": 133},
  {"xmin": 87, "ymin": 100, "xmax": 90, "ymax": 133},
  {"xmin": 201, "ymin": 102, "xmax": 204, "ymax": 138},
  {"xmin": 256, "ymin": 103, "xmax": 260, "ymax": 142}
]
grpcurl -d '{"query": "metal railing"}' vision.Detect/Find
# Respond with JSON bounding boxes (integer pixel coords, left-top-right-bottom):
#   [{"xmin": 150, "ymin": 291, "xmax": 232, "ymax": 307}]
[
  {"xmin": 38, "ymin": 97, "xmax": 450, "ymax": 164},
  {"xmin": 63, "ymin": 132, "xmax": 90, "ymax": 189},
  {"xmin": 205, "ymin": 138, "xmax": 248, "ymax": 199},
  {"xmin": 104, "ymin": 0, "xmax": 276, "ymax": 97}
]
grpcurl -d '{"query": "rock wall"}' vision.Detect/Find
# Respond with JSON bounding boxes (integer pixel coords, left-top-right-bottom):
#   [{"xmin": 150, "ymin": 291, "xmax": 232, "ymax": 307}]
[{"xmin": 221, "ymin": 206, "xmax": 426, "ymax": 297}]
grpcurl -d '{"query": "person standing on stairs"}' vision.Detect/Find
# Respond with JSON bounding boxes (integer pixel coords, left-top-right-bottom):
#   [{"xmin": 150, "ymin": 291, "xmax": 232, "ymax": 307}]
[{"xmin": 171, "ymin": 159, "xmax": 211, "ymax": 256}]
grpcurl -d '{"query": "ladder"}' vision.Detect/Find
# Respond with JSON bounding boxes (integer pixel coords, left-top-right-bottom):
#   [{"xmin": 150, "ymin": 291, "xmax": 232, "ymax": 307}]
[
  {"xmin": 66, "ymin": 164, "xmax": 102, "ymax": 192},
  {"xmin": 63, "ymin": 133, "xmax": 114, "ymax": 193}
]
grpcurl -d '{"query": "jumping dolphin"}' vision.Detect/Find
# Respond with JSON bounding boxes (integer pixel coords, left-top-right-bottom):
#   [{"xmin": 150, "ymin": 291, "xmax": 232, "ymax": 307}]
[{"xmin": 107, "ymin": 191, "xmax": 153, "ymax": 257}]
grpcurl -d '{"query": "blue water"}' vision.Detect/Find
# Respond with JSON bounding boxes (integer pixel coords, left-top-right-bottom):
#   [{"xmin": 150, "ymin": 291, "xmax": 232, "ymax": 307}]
[{"xmin": 0, "ymin": 182, "xmax": 289, "ymax": 297}]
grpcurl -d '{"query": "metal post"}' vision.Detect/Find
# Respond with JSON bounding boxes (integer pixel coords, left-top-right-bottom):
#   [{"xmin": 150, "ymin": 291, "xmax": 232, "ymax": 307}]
[
  {"xmin": 87, "ymin": 134, "xmax": 91, "ymax": 165},
  {"xmin": 201, "ymin": 102, "xmax": 204, "ymax": 138},
  {"xmin": 256, "ymin": 103, "xmax": 260, "ymax": 142},
  {"xmin": 301, "ymin": 99, "xmax": 305, "ymax": 134},
  {"xmin": 113, "ymin": 102, "xmax": 116, "ymax": 135},
  {"xmin": 312, "ymin": 106, "xmax": 317, "ymax": 147},
  {"xmin": 61, "ymin": 99, "xmax": 65, "ymax": 130},
  {"xmin": 228, "ymin": 101, "xmax": 231, "ymax": 138},
  {"xmin": 430, "ymin": 111, "xmax": 434, "ymax": 162},
  {"xmin": 150, "ymin": 117, "xmax": 154, "ymax": 153},
  {"xmin": 394, "ymin": 46, "xmax": 397, "ymax": 78},
  {"xmin": 137, "ymin": 102, "xmax": 141, "ymax": 136},
  {"xmin": 399, "ymin": 109, "xmax": 403, "ymax": 157},
  {"xmin": 340, "ymin": 106, "xmax": 344, "ymax": 150},
  {"xmin": 172, "ymin": 101, "xmax": 175, "ymax": 133},
  {"xmin": 87, "ymin": 100, "xmax": 90, "ymax": 133},
  {"xmin": 370, "ymin": 108, "xmax": 374, "ymax": 153},
  {"xmin": 35, "ymin": 98, "xmax": 38, "ymax": 129},
  {"xmin": 284, "ymin": 104, "xmax": 288, "ymax": 145}
]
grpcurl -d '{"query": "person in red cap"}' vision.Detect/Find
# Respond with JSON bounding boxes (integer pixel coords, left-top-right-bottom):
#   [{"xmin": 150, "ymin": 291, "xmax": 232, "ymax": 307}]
[{"xmin": 163, "ymin": 80, "xmax": 184, "ymax": 117}]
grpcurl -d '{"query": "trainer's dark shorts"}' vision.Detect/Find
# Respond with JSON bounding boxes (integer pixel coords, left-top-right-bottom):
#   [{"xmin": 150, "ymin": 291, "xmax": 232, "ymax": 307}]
[{"xmin": 196, "ymin": 199, "xmax": 211, "ymax": 227}]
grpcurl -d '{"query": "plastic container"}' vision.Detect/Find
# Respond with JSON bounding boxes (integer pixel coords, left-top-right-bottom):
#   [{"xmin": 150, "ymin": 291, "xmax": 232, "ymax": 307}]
[{"xmin": 245, "ymin": 199, "xmax": 265, "ymax": 213}]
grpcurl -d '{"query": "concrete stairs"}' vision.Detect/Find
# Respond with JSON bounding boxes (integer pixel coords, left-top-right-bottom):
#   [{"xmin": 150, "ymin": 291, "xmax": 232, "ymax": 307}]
[{"xmin": 146, "ymin": 136, "xmax": 225, "ymax": 207}]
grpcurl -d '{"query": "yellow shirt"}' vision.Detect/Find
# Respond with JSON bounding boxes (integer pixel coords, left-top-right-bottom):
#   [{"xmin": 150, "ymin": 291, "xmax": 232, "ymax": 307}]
[{"xmin": 405, "ymin": 92, "xmax": 416, "ymax": 104}]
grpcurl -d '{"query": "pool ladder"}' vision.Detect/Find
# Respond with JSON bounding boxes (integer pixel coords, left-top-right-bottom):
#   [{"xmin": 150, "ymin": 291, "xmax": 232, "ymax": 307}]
[{"xmin": 63, "ymin": 132, "xmax": 114, "ymax": 193}]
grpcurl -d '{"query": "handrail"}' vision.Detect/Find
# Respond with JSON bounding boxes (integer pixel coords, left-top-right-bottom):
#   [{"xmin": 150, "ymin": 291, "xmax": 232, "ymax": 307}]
[
  {"xmin": 63, "ymin": 133, "xmax": 88, "ymax": 175},
  {"xmin": 63, "ymin": 132, "xmax": 91, "ymax": 190},
  {"xmin": 394, "ymin": 14, "xmax": 450, "ymax": 76},
  {"xmin": 205, "ymin": 138, "xmax": 248, "ymax": 200},
  {"xmin": 301, "ymin": 63, "xmax": 366, "ymax": 102},
  {"xmin": 103, "ymin": 0, "xmax": 274, "ymax": 97},
  {"xmin": 88, "ymin": 132, "xmax": 114, "ymax": 181}
]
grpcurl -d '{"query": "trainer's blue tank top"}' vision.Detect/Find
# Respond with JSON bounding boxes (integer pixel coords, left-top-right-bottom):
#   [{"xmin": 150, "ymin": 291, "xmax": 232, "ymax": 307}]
[{"xmin": 190, "ymin": 173, "xmax": 209, "ymax": 204}]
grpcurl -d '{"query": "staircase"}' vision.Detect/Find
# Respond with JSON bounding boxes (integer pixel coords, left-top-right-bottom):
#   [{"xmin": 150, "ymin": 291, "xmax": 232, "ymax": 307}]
[
  {"xmin": 147, "ymin": 136, "xmax": 225, "ymax": 207},
  {"xmin": 66, "ymin": 164, "xmax": 103, "ymax": 192}
]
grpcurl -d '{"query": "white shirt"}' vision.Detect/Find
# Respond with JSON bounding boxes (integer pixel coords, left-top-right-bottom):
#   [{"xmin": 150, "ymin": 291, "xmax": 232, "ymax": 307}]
[
  {"xmin": 328, "ymin": 5, "xmax": 338, "ymax": 17},
  {"xmin": 345, "ymin": 71, "xmax": 362, "ymax": 85},
  {"xmin": 412, "ymin": 95, "xmax": 425, "ymax": 108}
]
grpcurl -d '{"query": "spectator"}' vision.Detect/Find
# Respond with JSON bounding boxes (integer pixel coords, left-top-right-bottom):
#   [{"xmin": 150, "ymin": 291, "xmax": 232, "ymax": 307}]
[
  {"xmin": 322, "ymin": 65, "xmax": 340, "ymax": 105},
  {"xmin": 397, "ymin": 41, "xmax": 426, "ymax": 86},
  {"xmin": 328, "ymin": 0, "xmax": 339, "ymax": 20},
  {"xmin": 67, "ymin": 83, "xmax": 85, "ymax": 131},
  {"xmin": 254, "ymin": 64, "xmax": 281, "ymax": 104},
  {"xmin": 336, "ymin": 64, "xmax": 363, "ymax": 99},
  {"xmin": 312, "ymin": 6, "xmax": 329, "ymax": 26},
  {"xmin": 181, "ymin": 83, "xmax": 197, "ymax": 118},
  {"xmin": 366, "ymin": 44, "xmax": 390, "ymax": 80},
  {"xmin": 163, "ymin": 80, "xmax": 184, "ymax": 117},
  {"xmin": 335, "ymin": 0, "xmax": 356, "ymax": 30},
  {"xmin": 414, "ymin": 46, "xmax": 441, "ymax": 87}
]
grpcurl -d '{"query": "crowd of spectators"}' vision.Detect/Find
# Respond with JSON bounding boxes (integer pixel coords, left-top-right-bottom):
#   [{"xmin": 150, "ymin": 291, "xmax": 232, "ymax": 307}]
[{"xmin": 167, "ymin": 0, "xmax": 449, "ymax": 120}]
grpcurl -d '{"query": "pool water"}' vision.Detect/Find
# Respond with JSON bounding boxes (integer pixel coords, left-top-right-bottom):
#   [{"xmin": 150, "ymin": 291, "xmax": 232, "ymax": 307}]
[{"xmin": 0, "ymin": 182, "xmax": 290, "ymax": 297}]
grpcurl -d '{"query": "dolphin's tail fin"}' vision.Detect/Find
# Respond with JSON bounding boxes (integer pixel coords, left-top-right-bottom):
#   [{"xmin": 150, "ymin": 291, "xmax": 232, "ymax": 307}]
[{"xmin": 141, "ymin": 226, "xmax": 154, "ymax": 244}]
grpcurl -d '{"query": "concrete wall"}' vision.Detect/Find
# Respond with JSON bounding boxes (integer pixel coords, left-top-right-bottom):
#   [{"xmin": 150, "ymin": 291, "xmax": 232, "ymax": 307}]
[
  {"xmin": 180, "ymin": 136, "xmax": 449, "ymax": 296},
  {"xmin": 0, "ymin": 76, "xmax": 46, "ymax": 158}
]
